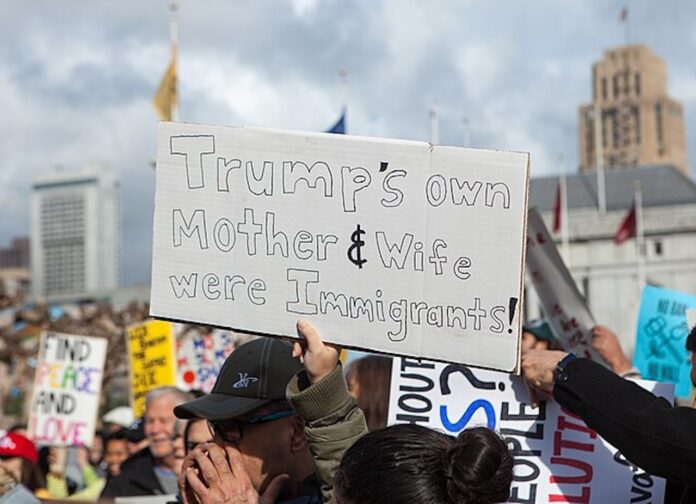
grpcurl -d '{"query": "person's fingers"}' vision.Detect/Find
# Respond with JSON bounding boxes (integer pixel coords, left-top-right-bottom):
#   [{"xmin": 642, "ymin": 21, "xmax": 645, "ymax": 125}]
[
  {"xmin": 185, "ymin": 466, "xmax": 209, "ymax": 497},
  {"xmin": 194, "ymin": 446, "xmax": 219, "ymax": 486},
  {"xmin": 225, "ymin": 444, "xmax": 253, "ymax": 486},
  {"xmin": 206, "ymin": 443, "xmax": 233, "ymax": 479},
  {"xmin": 292, "ymin": 341, "xmax": 303, "ymax": 358},
  {"xmin": 297, "ymin": 319, "xmax": 321, "ymax": 349},
  {"xmin": 524, "ymin": 379, "xmax": 539, "ymax": 409},
  {"xmin": 260, "ymin": 474, "xmax": 290, "ymax": 504}
]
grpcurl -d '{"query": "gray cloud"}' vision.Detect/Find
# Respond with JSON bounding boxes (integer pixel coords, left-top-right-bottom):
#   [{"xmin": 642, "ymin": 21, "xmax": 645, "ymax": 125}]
[{"xmin": 1, "ymin": 0, "xmax": 693, "ymax": 286}]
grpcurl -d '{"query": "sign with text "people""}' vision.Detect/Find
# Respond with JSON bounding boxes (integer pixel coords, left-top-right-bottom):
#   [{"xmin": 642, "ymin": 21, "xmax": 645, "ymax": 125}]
[
  {"xmin": 388, "ymin": 357, "xmax": 672, "ymax": 503},
  {"xmin": 28, "ymin": 332, "xmax": 107, "ymax": 447},
  {"xmin": 128, "ymin": 320, "xmax": 177, "ymax": 417},
  {"xmin": 151, "ymin": 123, "xmax": 529, "ymax": 371}
]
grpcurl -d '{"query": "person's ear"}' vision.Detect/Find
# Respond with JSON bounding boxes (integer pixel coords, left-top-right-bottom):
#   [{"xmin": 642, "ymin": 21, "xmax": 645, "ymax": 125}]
[{"xmin": 288, "ymin": 415, "xmax": 307, "ymax": 453}]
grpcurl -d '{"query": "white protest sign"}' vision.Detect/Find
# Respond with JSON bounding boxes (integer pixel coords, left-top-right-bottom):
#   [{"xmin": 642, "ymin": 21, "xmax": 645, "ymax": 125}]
[
  {"xmin": 388, "ymin": 357, "xmax": 672, "ymax": 503},
  {"xmin": 150, "ymin": 123, "xmax": 529, "ymax": 371},
  {"xmin": 526, "ymin": 209, "xmax": 606, "ymax": 363},
  {"xmin": 28, "ymin": 332, "xmax": 107, "ymax": 447}
]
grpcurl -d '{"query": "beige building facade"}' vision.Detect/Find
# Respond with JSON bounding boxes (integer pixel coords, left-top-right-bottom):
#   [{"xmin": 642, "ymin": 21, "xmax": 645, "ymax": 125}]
[{"xmin": 578, "ymin": 45, "xmax": 688, "ymax": 175}]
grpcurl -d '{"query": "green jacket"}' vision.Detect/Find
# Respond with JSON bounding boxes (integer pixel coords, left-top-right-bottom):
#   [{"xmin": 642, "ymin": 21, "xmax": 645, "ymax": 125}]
[{"xmin": 287, "ymin": 365, "xmax": 368, "ymax": 504}]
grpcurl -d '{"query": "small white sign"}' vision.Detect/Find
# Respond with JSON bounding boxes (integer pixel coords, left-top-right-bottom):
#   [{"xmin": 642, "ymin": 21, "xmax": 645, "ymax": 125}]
[
  {"xmin": 28, "ymin": 332, "xmax": 107, "ymax": 447},
  {"xmin": 526, "ymin": 209, "xmax": 606, "ymax": 363},
  {"xmin": 151, "ymin": 123, "xmax": 529, "ymax": 371}
]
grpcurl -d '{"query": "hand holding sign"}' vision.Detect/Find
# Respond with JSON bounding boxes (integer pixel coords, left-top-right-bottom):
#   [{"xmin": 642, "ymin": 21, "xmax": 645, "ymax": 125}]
[{"xmin": 292, "ymin": 319, "xmax": 341, "ymax": 385}]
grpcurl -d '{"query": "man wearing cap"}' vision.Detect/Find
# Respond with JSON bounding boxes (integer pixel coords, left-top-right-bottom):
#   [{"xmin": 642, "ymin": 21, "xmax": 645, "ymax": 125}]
[
  {"xmin": 175, "ymin": 337, "xmax": 321, "ymax": 503},
  {"xmin": 101, "ymin": 387, "xmax": 193, "ymax": 498}
]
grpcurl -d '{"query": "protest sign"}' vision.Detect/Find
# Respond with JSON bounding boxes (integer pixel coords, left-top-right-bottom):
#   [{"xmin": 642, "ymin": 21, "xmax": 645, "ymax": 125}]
[
  {"xmin": 633, "ymin": 285, "xmax": 696, "ymax": 399},
  {"xmin": 388, "ymin": 357, "xmax": 672, "ymax": 503},
  {"xmin": 27, "ymin": 332, "xmax": 107, "ymax": 447},
  {"xmin": 526, "ymin": 209, "xmax": 606, "ymax": 364},
  {"xmin": 150, "ymin": 123, "xmax": 530, "ymax": 371},
  {"xmin": 127, "ymin": 320, "xmax": 177, "ymax": 416},
  {"xmin": 177, "ymin": 328, "xmax": 244, "ymax": 393}
]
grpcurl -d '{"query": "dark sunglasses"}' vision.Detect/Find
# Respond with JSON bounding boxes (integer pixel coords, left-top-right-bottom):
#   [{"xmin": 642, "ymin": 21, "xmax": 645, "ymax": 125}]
[{"xmin": 208, "ymin": 409, "xmax": 296, "ymax": 444}]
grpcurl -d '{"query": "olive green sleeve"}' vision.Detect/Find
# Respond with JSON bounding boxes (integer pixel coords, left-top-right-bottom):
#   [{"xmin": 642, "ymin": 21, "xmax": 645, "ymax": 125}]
[{"xmin": 287, "ymin": 365, "xmax": 368, "ymax": 504}]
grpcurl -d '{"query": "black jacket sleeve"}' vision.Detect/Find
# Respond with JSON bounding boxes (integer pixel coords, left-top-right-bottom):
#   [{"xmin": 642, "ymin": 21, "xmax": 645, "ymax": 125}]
[{"xmin": 553, "ymin": 358, "xmax": 696, "ymax": 486}]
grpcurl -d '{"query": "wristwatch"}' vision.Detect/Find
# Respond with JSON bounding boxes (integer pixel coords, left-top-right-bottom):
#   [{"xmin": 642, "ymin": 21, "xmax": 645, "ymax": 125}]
[{"xmin": 554, "ymin": 353, "xmax": 578, "ymax": 383}]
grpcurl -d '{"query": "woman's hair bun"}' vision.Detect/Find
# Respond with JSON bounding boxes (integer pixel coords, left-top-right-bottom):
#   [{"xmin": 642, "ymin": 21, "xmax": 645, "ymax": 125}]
[{"xmin": 443, "ymin": 427, "xmax": 514, "ymax": 503}]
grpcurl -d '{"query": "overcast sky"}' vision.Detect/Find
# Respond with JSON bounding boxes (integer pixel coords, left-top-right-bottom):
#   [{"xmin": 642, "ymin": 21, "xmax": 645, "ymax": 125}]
[{"xmin": 2, "ymin": 0, "xmax": 695, "ymax": 286}]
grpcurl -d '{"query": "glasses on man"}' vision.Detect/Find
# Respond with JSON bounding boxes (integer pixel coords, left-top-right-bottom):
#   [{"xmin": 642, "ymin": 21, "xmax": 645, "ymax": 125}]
[{"xmin": 208, "ymin": 409, "xmax": 296, "ymax": 444}]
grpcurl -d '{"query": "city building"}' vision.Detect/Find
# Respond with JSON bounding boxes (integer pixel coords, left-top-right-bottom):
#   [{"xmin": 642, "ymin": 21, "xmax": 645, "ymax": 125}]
[
  {"xmin": 30, "ymin": 164, "xmax": 121, "ymax": 299},
  {"xmin": 0, "ymin": 237, "xmax": 29, "ymax": 269},
  {"xmin": 526, "ymin": 165, "xmax": 696, "ymax": 357},
  {"xmin": 578, "ymin": 45, "xmax": 689, "ymax": 175}
]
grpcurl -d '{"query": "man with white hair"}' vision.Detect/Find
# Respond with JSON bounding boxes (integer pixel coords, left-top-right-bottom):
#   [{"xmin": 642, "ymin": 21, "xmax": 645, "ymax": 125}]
[{"xmin": 101, "ymin": 386, "xmax": 193, "ymax": 498}]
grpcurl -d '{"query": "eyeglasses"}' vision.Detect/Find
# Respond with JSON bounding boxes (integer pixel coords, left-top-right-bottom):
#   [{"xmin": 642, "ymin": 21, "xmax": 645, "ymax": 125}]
[{"xmin": 208, "ymin": 409, "xmax": 296, "ymax": 444}]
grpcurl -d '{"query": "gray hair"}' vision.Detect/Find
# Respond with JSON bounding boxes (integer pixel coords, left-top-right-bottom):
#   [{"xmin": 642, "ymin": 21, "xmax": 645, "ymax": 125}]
[{"xmin": 145, "ymin": 386, "xmax": 193, "ymax": 409}]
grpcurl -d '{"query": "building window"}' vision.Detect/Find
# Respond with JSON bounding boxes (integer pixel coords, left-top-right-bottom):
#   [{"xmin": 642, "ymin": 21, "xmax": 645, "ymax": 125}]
[
  {"xmin": 655, "ymin": 103, "xmax": 664, "ymax": 155},
  {"xmin": 633, "ymin": 106, "xmax": 640, "ymax": 144},
  {"xmin": 654, "ymin": 240, "xmax": 663, "ymax": 257},
  {"xmin": 635, "ymin": 73, "xmax": 641, "ymax": 96},
  {"xmin": 613, "ymin": 75, "xmax": 619, "ymax": 98},
  {"xmin": 601, "ymin": 78, "xmax": 607, "ymax": 100}
]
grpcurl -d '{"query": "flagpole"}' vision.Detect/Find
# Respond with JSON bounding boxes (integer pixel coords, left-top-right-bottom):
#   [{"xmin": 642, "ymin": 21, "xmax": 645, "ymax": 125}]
[
  {"xmin": 338, "ymin": 66, "xmax": 348, "ymax": 112},
  {"xmin": 594, "ymin": 102, "xmax": 606, "ymax": 214},
  {"xmin": 559, "ymin": 154, "xmax": 570, "ymax": 266},
  {"xmin": 462, "ymin": 116, "xmax": 470, "ymax": 147},
  {"xmin": 429, "ymin": 101, "xmax": 439, "ymax": 144},
  {"xmin": 635, "ymin": 180, "xmax": 646, "ymax": 288},
  {"xmin": 169, "ymin": 0, "xmax": 179, "ymax": 122}
]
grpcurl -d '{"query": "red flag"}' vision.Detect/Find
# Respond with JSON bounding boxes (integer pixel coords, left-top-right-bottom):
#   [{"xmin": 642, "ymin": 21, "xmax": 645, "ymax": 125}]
[
  {"xmin": 614, "ymin": 204, "xmax": 636, "ymax": 244},
  {"xmin": 618, "ymin": 7, "xmax": 628, "ymax": 23},
  {"xmin": 552, "ymin": 182, "xmax": 561, "ymax": 234}
]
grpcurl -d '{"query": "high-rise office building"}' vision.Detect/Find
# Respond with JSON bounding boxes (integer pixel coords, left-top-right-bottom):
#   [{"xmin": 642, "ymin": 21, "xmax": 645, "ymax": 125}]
[
  {"xmin": 30, "ymin": 164, "xmax": 120, "ymax": 298},
  {"xmin": 578, "ymin": 45, "xmax": 689, "ymax": 175},
  {"xmin": 0, "ymin": 237, "xmax": 29, "ymax": 269}
]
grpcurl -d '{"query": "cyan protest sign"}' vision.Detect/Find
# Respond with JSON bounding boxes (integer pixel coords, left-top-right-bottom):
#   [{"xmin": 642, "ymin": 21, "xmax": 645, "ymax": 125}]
[{"xmin": 634, "ymin": 285, "xmax": 696, "ymax": 399}]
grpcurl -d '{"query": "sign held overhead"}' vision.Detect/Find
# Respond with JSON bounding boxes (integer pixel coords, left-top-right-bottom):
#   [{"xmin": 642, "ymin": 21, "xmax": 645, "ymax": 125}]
[{"xmin": 151, "ymin": 123, "xmax": 529, "ymax": 371}]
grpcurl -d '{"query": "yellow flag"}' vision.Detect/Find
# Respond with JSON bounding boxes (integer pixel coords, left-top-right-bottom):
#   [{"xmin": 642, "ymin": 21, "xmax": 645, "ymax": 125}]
[{"xmin": 153, "ymin": 57, "xmax": 177, "ymax": 121}]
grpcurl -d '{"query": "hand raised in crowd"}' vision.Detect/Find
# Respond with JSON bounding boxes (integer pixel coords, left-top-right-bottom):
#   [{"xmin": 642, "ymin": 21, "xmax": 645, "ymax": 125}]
[
  {"xmin": 292, "ymin": 319, "xmax": 341, "ymax": 384},
  {"xmin": 180, "ymin": 442, "xmax": 289, "ymax": 504},
  {"xmin": 591, "ymin": 325, "xmax": 632, "ymax": 374},
  {"xmin": 520, "ymin": 349, "xmax": 568, "ymax": 407}
]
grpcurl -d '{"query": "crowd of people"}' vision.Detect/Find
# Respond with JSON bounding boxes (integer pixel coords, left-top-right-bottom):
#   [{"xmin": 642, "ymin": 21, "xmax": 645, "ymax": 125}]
[{"xmin": 1, "ymin": 288, "xmax": 696, "ymax": 503}]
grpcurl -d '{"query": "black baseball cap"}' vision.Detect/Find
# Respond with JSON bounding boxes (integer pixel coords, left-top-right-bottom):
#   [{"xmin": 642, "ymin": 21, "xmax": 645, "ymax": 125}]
[{"xmin": 174, "ymin": 337, "xmax": 302, "ymax": 421}]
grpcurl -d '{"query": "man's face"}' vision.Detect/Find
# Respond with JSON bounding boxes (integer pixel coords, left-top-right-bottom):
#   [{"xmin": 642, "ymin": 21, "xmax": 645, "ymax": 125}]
[
  {"xmin": 104, "ymin": 439, "xmax": 129, "ymax": 477},
  {"xmin": 145, "ymin": 395, "xmax": 178, "ymax": 460},
  {"xmin": 211, "ymin": 405, "xmax": 297, "ymax": 492}
]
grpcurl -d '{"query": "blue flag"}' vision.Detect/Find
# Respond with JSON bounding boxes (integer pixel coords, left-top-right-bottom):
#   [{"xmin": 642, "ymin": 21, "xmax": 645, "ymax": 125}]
[{"xmin": 326, "ymin": 108, "xmax": 346, "ymax": 134}]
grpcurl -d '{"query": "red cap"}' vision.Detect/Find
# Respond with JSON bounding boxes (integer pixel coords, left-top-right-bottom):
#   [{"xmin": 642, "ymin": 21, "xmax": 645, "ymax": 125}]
[{"xmin": 0, "ymin": 431, "xmax": 38, "ymax": 464}]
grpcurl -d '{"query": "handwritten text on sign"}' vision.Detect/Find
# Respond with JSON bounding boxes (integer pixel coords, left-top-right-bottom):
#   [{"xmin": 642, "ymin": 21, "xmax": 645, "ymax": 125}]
[
  {"xmin": 150, "ymin": 123, "xmax": 529, "ymax": 371},
  {"xmin": 388, "ymin": 358, "xmax": 672, "ymax": 503},
  {"xmin": 28, "ymin": 332, "xmax": 107, "ymax": 447},
  {"xmin": 128, "ymin": 320, "xmax": 177, "ymax": 417}
]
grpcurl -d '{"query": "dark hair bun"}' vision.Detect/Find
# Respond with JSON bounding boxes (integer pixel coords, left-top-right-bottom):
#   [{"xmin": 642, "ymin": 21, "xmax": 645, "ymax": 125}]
[{"xmin": 443, "ymin": 427, "xmax": 513, "ymax": 503}]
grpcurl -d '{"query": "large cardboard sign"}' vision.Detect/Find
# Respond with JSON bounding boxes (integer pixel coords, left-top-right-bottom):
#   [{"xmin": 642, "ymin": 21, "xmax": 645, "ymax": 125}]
[
  {"xmin": 150, "ymin": 123, "xmax": 530, "ymax": 371},
  {"xmin": 633, "ymin": 286, "xmax": 696, "ymax": 399},
  {"xmin": 127, "ymin": 320, "xmax": 177, "ymax": 416},
  {"xmin": 28, "ymin": 332, "xmax": 107, "ymax": 447},
  {"xmin": 526, "ymin": 209, "xmax": 605, "ymax": 363},
  {"xmin": 388, "ymin": 357, "xmax": 672, "ymax": 503}
]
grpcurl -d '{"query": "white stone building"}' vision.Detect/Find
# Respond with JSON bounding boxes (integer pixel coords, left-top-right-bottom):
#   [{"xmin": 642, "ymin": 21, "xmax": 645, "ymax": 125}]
[
  {"xmin": 526, "ymin": 165, "xmax": 696, "ymax": 357},
  {"xmin": 30, "ymin": 164, "xmax": 121, "ymax": 299}
]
